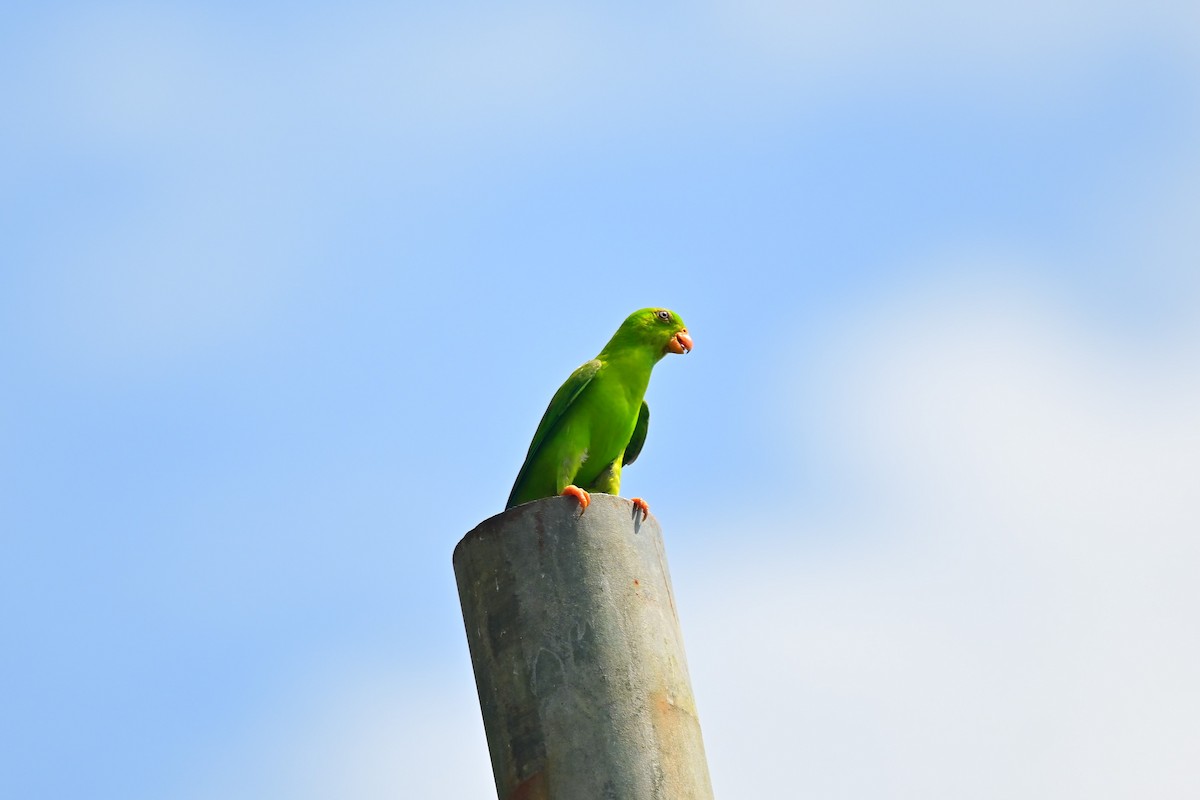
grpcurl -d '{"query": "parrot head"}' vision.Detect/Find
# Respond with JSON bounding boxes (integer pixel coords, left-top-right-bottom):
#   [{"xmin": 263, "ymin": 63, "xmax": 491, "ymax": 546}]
[{"xmin": 603, "ymin": 307, "xmax": 693, "ymax": 359}]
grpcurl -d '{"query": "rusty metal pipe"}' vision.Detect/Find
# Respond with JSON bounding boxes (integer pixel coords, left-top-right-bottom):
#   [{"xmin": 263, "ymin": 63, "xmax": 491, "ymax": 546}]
[{"xmin": 453, "ymin": 494, "xmax": 713, "ymax": 800}]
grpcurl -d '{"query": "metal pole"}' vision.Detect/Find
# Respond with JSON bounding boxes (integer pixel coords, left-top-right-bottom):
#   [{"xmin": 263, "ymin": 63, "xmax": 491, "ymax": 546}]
[{"xmin": 453, "ymin": 494, "xmax": 713, "ymax": 800}]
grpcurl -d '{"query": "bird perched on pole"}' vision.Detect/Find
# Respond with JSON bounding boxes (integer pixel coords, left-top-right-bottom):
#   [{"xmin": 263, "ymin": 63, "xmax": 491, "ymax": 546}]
[{"xmin": 506, "ymin": 308, "xmax": 693, "ymax": 520}]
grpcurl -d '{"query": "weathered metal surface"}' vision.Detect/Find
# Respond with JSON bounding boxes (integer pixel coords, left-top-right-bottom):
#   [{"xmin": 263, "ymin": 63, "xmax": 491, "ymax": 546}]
[{"xmin": 454, "ymin": 494, "xmax": 713, "ymax": 800}]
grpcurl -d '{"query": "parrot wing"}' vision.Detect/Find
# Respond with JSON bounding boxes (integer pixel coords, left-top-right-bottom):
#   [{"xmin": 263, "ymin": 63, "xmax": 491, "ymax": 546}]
[
  {"xmin": 622, "ymin": 401, "xmax": 650, "ymax": 466},
  {"xmin": 506, "ymin": 358, "xmax": 602, "ymax": 508}
]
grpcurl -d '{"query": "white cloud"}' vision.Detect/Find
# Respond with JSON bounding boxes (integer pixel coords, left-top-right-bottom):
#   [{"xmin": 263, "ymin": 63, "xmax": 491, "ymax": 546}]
[
  {"xmin": 28, "ymin": 0, "xmax": 1197, "ymax": 162},
  {"xmin": 15, "ymin": 0, "xmax": 1197, "ymax": 373},
  {"xmin": 679, "ymin": 276, "xmax": 1200, "ymax": 798}
]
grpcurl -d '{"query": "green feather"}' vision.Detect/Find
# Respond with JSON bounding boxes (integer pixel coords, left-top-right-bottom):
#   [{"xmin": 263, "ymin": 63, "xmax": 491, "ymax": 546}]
[
  {"xmin": 505, "ymin": 308, "xmax": 690, "ymax": 509},
  {"xmin": 506, "ymin": 358, "xmax": 601, "ymax": 508},
  {"xmin": 622, "ymin": 402, "xmax": 649, "ymax": 467}
]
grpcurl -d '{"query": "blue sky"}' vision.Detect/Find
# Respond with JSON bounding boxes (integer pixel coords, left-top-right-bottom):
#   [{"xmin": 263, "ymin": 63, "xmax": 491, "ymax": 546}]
[{"xmin": 3, "ymin": 2, "xmax": 1199, "ymax": 798}]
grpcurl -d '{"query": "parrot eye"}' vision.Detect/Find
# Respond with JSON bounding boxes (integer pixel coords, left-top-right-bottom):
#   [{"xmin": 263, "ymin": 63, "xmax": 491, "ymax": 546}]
[{"xmin": 656, "ymin": 310, "xmax": 670, "ymax": 322}]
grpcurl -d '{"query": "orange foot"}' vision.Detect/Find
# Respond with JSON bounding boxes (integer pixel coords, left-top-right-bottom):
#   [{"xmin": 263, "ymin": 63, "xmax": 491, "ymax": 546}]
[
  {"xmin": 631, "ymin": 497, "xmax": 650, "ymax": 521},
  {"xmin": 561, "ymin": 485, "xmax": 591, "ymax": 512}
]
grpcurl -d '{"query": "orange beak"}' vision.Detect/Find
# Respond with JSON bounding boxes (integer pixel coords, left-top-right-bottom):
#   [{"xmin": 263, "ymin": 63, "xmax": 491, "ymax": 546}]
[{"xmin": 667, "ymin": 328, "xmax": 693, "ymax": 355}]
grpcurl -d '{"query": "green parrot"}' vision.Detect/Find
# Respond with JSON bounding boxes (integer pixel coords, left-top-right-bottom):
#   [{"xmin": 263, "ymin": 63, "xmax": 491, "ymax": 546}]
[{"xmin": 506, "ymin": 307, "xmax": 692, "ymax": 519}]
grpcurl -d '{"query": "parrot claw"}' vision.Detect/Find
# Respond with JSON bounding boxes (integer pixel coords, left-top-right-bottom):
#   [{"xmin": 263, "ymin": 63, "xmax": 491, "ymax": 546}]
[
  {"xmin": 631, "ymin": 497, "xmax": 649, "ymax": 521},
  {"xmin": 562, "ymin": 485, "xmax": 591, "ymax": 512}
]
